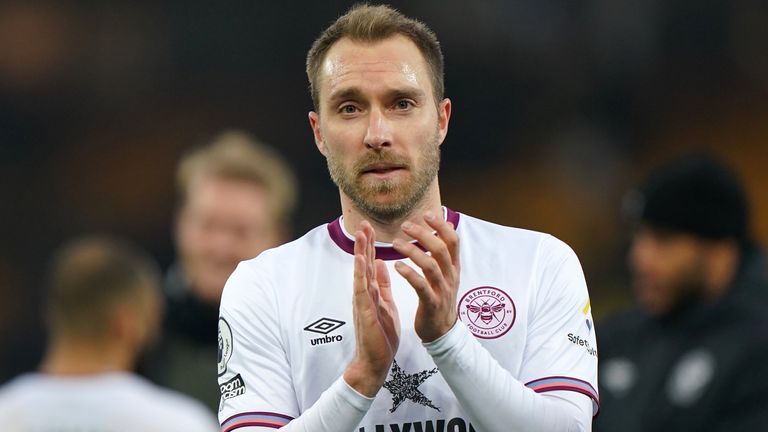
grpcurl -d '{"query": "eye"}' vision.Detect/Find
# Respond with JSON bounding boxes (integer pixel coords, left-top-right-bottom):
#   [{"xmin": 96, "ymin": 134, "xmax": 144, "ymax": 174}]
[
  {"xmin": 395, "ymin": 99, "xmax": 414, "ymax": 110},
  {"xmin": 339, "ymin": 104, "xmax": 358, "ymax": 114}
]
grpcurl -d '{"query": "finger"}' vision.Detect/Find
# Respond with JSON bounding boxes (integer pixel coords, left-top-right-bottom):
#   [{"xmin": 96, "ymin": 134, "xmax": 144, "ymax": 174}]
[
  {"xmin": 360, "ymin": 221, "xmax": 374, "ymax": 258},
  {"xmin": 353, "ymin": 231, "xmax": 374, "ymax": 305},
  {"xmin": 375, "ymin": 260, "xmax": 400, "ymax": 346},
  {"xmin": 367, "ymin": 223, "xmax": 377, "ymax": 278},
  {"xmin": 354, "ymin": 229, "xmax": 367, "ymax": 259},
  {"xmin": 394, "ymin": 260, "xmax": 436, "ymax": 305},
  {"xmin": 360, "ymin": 221, "xmax": 376, "ymax": 279},
  {"xmin": 392, "ymin": 238, "xmax": 445, "ymax": 294},
  {"xmin": 353, "ymin": 253, "xmax": 370, "ymax": 306},
  {"xmin": 400, "ymin": 220, "xmax": 454, "ymax": 279},
  {"xmin": 423, "ymin": 212, "xmax": 460, "ymax": 268},
  {"xmin": 375, "ymin": 259, "xmax": 393, "ymax": 303}
]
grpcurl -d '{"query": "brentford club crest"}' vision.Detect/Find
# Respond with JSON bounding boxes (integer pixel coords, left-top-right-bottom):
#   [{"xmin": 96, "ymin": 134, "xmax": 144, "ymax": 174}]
[{"xmin": 458, "ymin": 286, "xmax": 516, "ymax": 339}]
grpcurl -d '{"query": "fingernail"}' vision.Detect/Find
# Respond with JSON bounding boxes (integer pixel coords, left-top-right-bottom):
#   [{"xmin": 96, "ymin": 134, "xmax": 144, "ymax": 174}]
[
  {"xmin": 424, "ymin": 211, "xmax": 435, "ymax": 221},
  {"xmin": 402, "ymin": 221, "xmax": 413, "ymax": 230},
  {"xmin": 392, "ymin": 239, "xmax": 401, "ymax": 247}
]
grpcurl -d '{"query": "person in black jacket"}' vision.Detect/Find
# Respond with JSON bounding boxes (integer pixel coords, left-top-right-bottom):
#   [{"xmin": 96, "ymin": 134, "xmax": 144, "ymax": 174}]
[
  {"xmin": 146, "ymin": 130, "xmax": 298, "ymax": 412},
  {"xmin": 595, "ymin": 153, "xmax": 768, "ymax": 431}
]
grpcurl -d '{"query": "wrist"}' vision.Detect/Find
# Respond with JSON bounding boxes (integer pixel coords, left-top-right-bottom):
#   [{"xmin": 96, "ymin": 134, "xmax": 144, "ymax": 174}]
[
  {"xmin": 344, "ymin": 359, "xmax": 389, "ymax": 397},
  {"xmin": 424, "ymin": 319, "xmax": 466, "ymax": 359},
  {"xmin": 419, "ymin": 316, "xmax": 458, "ymax": 343}
]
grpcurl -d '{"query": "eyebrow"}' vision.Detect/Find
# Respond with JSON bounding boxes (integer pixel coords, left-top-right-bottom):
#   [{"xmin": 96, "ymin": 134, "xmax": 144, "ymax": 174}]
[
  {"xmin": 326, "ymin": 86, "xmax": 427, "ymax": 107},
  {"xmin": 327, "ymin": 87, "xmax": 365, "ymax": 107}
]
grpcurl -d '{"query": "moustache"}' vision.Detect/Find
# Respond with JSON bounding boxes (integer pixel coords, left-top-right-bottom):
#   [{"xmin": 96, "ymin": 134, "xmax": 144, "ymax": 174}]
[{"xmin": 354, "ymin": 152, "xmax": 411, "ymax": 174}]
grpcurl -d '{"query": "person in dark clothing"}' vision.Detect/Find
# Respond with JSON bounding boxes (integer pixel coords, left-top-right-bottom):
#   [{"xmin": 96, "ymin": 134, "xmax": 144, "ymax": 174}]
[
  {"xmin": 595, "ymin": 153, "xmax": 768, "ymax": 431},
  {"xmin": 147, "ymin": 130, "xmax": 298, "ymax": 412}
]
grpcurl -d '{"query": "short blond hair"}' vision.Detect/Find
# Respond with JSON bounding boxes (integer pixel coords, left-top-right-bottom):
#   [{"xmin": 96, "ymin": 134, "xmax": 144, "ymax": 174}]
[
  {"xmin": 306, "ymin": 3, "xmax": 444, "ymax": 111},
  {"xmin": 176, "ymin": 130, "xmax": 298, "ymax": 222}
]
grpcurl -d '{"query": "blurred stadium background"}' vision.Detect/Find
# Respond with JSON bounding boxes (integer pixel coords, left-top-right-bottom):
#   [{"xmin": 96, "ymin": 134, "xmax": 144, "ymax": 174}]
[{"xmin": 1, "ymin": 0, "xmax": 767, "ymax": 381}]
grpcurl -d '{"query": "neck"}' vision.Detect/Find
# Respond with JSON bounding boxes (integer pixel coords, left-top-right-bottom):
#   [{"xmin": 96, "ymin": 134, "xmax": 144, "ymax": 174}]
[
  {"xmin": 40, "ymin": 337, "xmax": 134, "ymax": 376},
  {"xmin": 340, "ymin": 182, "xmax": 443, "ymax": 243}
]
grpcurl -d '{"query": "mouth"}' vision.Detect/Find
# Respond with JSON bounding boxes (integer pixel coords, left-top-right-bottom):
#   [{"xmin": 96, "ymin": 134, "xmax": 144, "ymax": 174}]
[{"xmin": 361, "ymin": 163, "xmax": 406, "ymax": 176}]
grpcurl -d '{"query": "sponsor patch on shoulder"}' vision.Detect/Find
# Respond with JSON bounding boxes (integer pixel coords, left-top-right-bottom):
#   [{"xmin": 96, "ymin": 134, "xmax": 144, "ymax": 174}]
[
  {"xmin": 218, "ymin": 317, "xmax": 233, "ymax": 376},
  {"xmin": 220, "ymin": 373, "xmax": 246, "ymax": 401},
  {"xmin": 567, "ymin": 333, "xmax": 598, "ymax": 357}
]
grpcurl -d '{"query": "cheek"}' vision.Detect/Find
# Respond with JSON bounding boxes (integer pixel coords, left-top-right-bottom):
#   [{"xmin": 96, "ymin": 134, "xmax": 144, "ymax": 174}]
[
  {"xmin": 323, "ymin": 119, "xmax": 365, "ymax": 148},
  {"xmin": 181, "ymin": 222, "xmax": 209, "ymax": 253},
  {"xmin": 652, "ymin": 248, "xmax": 698, "ymax": 286}
]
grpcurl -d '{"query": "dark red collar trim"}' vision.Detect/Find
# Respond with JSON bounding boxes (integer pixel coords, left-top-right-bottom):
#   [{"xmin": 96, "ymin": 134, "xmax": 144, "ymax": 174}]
[{"xmin": 326, "ymin": 208, "xmax": 460, "ymax": 261}]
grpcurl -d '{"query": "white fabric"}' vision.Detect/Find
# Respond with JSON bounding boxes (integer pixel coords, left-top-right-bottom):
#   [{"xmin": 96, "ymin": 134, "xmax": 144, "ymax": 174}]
[
  {"xmin": 425, "ymin": 320, "xmax": 593, "ymax": 431},
  {"xmin": 218, "ymin": 211, "xmax": 598, "ymax": 431},
  {"xmin": 0, "ymin": 372, "xmax": 219, "ymax": 432},
  {"xmin": 264, "ymin": 376, "xmax": 374, "ymax": 432}
]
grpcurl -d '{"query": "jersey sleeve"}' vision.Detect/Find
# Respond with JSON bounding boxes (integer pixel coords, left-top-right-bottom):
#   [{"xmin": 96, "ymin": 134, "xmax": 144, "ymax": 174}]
[
  {"xmin": 519, "ymin": 235, "xmax": 600, "ymax": 415},
  {"xmin": 218, "ymin": 262, "xmax": 299, "ymax": 430}
]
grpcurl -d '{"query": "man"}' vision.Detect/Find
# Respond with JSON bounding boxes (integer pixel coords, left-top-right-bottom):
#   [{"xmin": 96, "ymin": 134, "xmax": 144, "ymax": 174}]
[
  {"xmin": 595, "ymin": 154, "xmax": 768, "ymax": 431},
  {"xmin": 0, "ymin": 236, "xmax": 219, "ymax": 431},
  {"xmin": 218, "ymin": 5, "xmax": 598, "ymax": 431},
  {"xmin": 150, "ymin": 130, "xmax": 298, "ymax": 411}
]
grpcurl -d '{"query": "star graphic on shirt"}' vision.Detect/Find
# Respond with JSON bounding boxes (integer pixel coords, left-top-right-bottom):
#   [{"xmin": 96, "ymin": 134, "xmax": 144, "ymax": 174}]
[{"xmin": 382, "ymin": 359, "xmax": 440, "ymax": 413}]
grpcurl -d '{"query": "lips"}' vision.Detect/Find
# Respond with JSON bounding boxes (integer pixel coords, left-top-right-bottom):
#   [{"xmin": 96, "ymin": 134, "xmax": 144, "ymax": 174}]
[{"xmin": 361, "ymin": 163, "xmax": 405, "ymax": 174}]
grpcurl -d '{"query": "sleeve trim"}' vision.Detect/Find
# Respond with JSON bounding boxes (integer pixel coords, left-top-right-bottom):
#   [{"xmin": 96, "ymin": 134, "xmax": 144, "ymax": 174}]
[
  {"xmin": 222, "ymin": 411, "xmax": 294, "ymax": 431},
  {"xmin": 525, "ymin": 376, "xmax": 600, "ymax": 417}
]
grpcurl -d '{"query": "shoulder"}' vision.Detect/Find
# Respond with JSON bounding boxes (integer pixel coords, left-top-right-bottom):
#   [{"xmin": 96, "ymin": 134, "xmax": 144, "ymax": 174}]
[
  {"xmin": 222, "ymin": 223, "xmax": 330, "ymax": 300},
  {"xmin": 457, "ymin": 212, "xmax": 585, "ymax": 297},
  {"xmin": 458, "ymin": 213, "xmax": 547, "ymax": 243},
  {"xmin": 0, "ymin": 374, "xmax": 36, "ymax": 406},
  {"xmin": 458, "ymin": 212, "xmax": 576, "ymax": 258},
  {"xmin": 121, "ymin": 375, "xmax": 218, "ymax": 430},
  {"xmin": 710, "ymin": 296, "xmax": 768, "ymax": 338},
  {"xmin": 238, "ymin": 223, "xmax": 330, "ymax": 274}
]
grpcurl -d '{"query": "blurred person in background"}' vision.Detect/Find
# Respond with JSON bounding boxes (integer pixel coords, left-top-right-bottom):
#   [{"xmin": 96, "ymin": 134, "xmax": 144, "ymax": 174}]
[
  {"xmin": 147, "ymin": 130, "xmax": 298, "ymax": 412},
  {"xmin": 0, "ymin": 236, "xmax": 219, "ymax": 431},
  {"xmin": 595, "ymin": 153, "xmax": 768, "ymax": 431}
]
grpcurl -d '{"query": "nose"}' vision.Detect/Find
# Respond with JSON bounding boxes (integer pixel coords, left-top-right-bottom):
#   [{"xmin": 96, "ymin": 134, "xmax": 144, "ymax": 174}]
[
  {"xmin": 363, "ymin": 107, "xmax": 392, "ymax": 150},
  {"xmin": 207, "ymin": 225, "xmax": 239, "ymax": 263}
]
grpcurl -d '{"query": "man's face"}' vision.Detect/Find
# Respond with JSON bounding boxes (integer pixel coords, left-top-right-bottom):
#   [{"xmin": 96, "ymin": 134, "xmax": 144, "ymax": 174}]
[
  {"xmin": 308, "ymin": 35, "xmax": 451, "ymax": 223},
  {"xmin": 629, "ymin": 226, "xmax": 708, "ymax": 315},
  {"xmin": 176, "ymin": 174, "xmax": 281, "ymax": 303}
]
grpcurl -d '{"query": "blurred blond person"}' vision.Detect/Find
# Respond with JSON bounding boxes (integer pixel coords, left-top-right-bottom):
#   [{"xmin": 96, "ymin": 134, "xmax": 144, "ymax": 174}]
[{"xmin": 151, "ymin": 130, "xmax": 298, "ymax": 411}]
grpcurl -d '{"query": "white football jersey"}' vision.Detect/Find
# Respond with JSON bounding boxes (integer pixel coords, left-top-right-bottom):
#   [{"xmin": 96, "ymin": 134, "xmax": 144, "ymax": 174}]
[
  {"xmin": 218, "ymin": 209, "xmax": 598, "ymax": 431},
  {"xmin": 0, "ymin": 372, "xmax": 219, "ymax": 432}
]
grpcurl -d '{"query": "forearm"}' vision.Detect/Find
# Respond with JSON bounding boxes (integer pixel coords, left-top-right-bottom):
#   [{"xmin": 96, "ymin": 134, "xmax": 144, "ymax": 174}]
[
  {"xmin": 424, "ymin": 322, "xmax": 592, "ymax": 432},
  {"xmin": 278, "ymin": 377, "xmax": 372, "ymax": 432}
]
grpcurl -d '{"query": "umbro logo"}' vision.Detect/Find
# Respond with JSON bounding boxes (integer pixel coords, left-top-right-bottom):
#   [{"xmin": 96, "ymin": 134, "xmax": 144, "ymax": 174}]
[
  {"xmin": 304, "ymin": 317, "xmax": 345, "ymax": 334},
  {"xmin": 304, "ymin": 317, "xmax": 345, "ymax": 346}
]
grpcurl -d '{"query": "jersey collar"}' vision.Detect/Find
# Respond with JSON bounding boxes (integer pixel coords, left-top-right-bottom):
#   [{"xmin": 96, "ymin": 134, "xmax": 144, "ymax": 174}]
[{"xmin": 327, "ymin": 207, "xmax": 460, "ymax": 261}]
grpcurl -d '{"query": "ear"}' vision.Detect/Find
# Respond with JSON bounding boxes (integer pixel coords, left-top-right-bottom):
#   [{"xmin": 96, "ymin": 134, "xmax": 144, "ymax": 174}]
[
  {"xmin": 308, "ymin": 111, "xmax": 327, "ymax": 156},
  {"xmin": 436, "ymin": 98, "xmax": 452, "ymax": 146},
  {"xmin": 110, "ymin": 304, "xmax": 136, "ymax": 343}
]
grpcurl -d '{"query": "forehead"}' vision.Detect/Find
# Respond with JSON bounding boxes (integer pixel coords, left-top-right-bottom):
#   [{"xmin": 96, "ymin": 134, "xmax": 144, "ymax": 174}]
[
  {"xmin": 318, "ymin": 35, "xmax": 432, "ymax": 101},
  {"xmin": 186, "ymin": 174, "xmax": 270, "ymax": 210}
]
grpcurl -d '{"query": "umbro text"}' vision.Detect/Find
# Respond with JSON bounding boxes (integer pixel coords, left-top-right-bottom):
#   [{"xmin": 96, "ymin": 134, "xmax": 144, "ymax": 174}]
[{"xmin": 310, "ymin": 334, "xmax": 343, "ymax": 346}]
